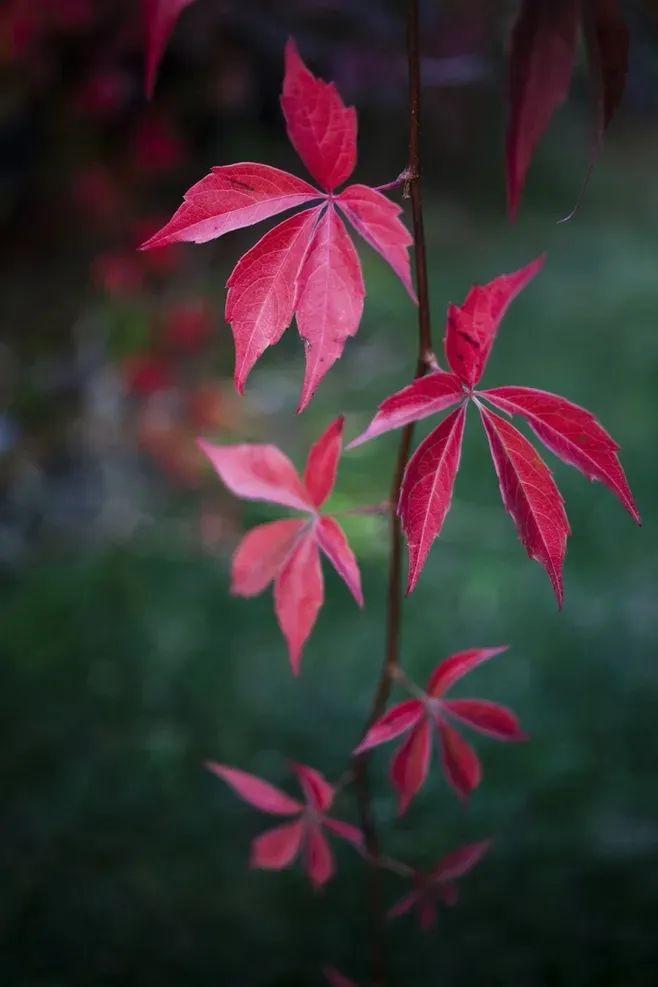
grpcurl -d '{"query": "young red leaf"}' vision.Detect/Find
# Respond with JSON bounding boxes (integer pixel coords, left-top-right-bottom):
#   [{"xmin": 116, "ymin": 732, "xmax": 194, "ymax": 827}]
[
  {"xmin": 479, "ymin": 405, "xmax": 570, "ymax": 606},
  {"xmin": 506, "ymin": 0, "xmax": 580, "ymax": 217},
  {"xmin": 291, "ymin": 763, "xmax": 334, "ymax": 813},
  {"xmin": 584, "ymin": 0, "xmax": 629, "ymax": 142},
  {"xmin": 197, "ymin": 439, "xmax": 313, "ymax": 512},
  {"xmin": 482, "ymin": 385, "xmax": 640, "ymax": 523},
  {"xmin": 225, "ymin": 207, "xmax": 321, "ymax": 393},
  {"xmin": 250, "ymin": 819, "xmax": 305, "ymax": 870},
  {"xmin": 140, "ymin": 164, "xmax": 320, "ymax": 249},
  {"xmin": 444, "ymin": 699, "xmax": 528, "ymax": 741},
  {"xmin": 295, "ymin": 205, "xmax": 365, "ymax": 412},
  {"xmin": 322, "ymin": 818, "xmax": 365, "ymax": 851},
  {"xmin": 337, "ymin": 184, "xmax": 415, "ymax": 298},
  {"xmin": 281, "ymin": 38, "xmax": 357, "ymax": 192},
  {"xmin": 437, "ymin": 720, "xmax": 482, "ymax": 798},
  {"xmin": 303, "ymin": 416, "xmax": 344, "ymax": 508},
  {"xmin": 430, "ymin": 839, "xmax": 492, "ymax": 883},
  {"xmin": 304, "ymin": 824, "xmax": 335, "ymax": 888},
  {"xmin": 427, "ymin": 646, "xmax": 509, "ymax": 698},
  {"xmin": 206, "ymin": 763, "xmax": 302, "ymax": 815},
  {"xmin": 316, "ymin": 517, "xmax": 364, "ymax": 606},
  {"xmin": 444, "ymin": 256, "xmax": 544, "ymax": 388},
  {"xmin": 231, "ymin": 519, "xmax": 305, "ymax": 598},
  {"xmin": 143, "ymin": 0, "xmax": 197, "ymax": 99},
  {"xmin": 354, "ymin": 699, "xmax": 424, "ymax": 755},
  {"xmin": 391, "ymin": 719, "xmax": 432, "ymax": 814},
  {"xmin": 274, "ymin": 532, "xmax": 324, "ymax": 675},
  {"xmin": 348, "ymin": 371, "xmax": 465, "ymax": 449},
  {"xmin": 398, "ymin": 405, "xmax": 467, "ymax": 594}
]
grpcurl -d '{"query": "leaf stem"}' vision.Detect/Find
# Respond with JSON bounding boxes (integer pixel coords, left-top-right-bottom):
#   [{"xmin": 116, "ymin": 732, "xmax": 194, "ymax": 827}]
[{"xmin": 353, "ymin": 1, "xmax": 434, "ymax": 983}]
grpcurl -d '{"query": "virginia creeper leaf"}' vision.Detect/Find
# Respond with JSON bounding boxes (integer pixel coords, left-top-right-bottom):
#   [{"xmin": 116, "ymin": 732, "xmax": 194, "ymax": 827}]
[
  {"xmin": 281, "ymin": 38, "xmax": 357, "ymax": 192},
  {"xmin": 391, "ymin": 719, "xmax": 432, "ymax": 814},
  {"xmin": 584, "ymin": 0, "xmax": 629, "ymax": 142},
  {"xmin": 205, "ymin": 763, "xmax": 302, "ymax": 815},
  {"xmin": 482, "ymin": 385, "xmax": 640, "ymax": 522},
  {"xmin": 303, "ymin": 415, "xmax": 344, "ymax": 508},
  {"xmin": 250, "ymin": 819, "xmax": 305, "ymax": 870},
  {"xmin": 274, "ymin": 532, "xmax": 323, "ymax": 675},
  {"xmin": 143, "ymin": 0, "xmax": 197, "ymax": 99},
  {"xmin": 506, "ymin": 0, "xmax": 580, "ymax": 218},
  {"xmin": 197, "ymin": 439, "xmax": 313, "ymax": 512},
  {"xmin": 231, "ymin": 519, "xmax": 305, "ymax": 598},
  {"xmin": 337, "ymin": 184, "xmax": 415, "ymax": 298},
  {"xmin": 398, "ymin": 405, "xmax": 467, "ymax": 594},
  {"xmin": 479, "ymin": 405, "xmax": 570, "ymax": 606},
  {"xmin": 316, "ymin": 517, "xmax": 364, "ymax": 607}
]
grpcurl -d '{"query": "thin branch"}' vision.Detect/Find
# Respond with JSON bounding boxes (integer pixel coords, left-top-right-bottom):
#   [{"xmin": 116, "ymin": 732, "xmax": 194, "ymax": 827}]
[{"xmin": 353, "ymin": 1, "xmax": 434, "ymax": 984}]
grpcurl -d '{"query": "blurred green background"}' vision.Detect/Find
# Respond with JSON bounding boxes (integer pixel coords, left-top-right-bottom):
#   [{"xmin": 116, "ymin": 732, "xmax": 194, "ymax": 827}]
[{"xmin": 1, "ymin": 2, "xmax": 657, "ymax": 985}]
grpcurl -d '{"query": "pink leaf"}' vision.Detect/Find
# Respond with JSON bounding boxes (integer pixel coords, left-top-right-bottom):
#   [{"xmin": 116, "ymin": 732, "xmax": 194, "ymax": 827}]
[
  {"xmin": 387, "ymin": 890, "xmax": 419, "ymax": 921},
  {"xmin": 431, "ymin": 839, "xmax": 492, "ymax": 883},
  {"xmin": 337, "ymin": 184, "xmax": 415, "ymax": 298},
  {"xmin": 506, "ymin": 0, "xmax": 580, "ymax": 217},
  {"xmin": 143, "ymin": 0, "xmax": 196, "ymax": 99},
  {"xmin": 206, "ymin": 763, "xmax": 302, "ymax": 815},
  {"xmin": 398, "ymin": 405, "xmax": 467, "ymax": 594},
  {"xmin": 479, "ymin": 406, "xmax": 570, "ymax": 606},
  {"xmin": 445, "ymin": 699, "xmax": 528, "ymax": 741},
  {"xmin": 281, "ymin": 38, "xmax": 357, "ymax": 192},
  {"xmin": 295, "ymin": 205, "xmax": 365, "ymax": 412},
  {"xmin": 231, "ymin": 519, "xmax": 305, "ymax": 598},
  {"xmin": 250, "ymin": 819, "xmax": 304, "ymax": 870},
  {"xmin": 437, "ymin": 721, "xmax": 482, "ymax": 798},
  {"xmin": 291, "ymin": 763, "xmax": 334, "ymax": 812},
  {"xmin": 316, "ymin": 517, "xmax": 364, "ymax": 607},
  {"xmin": 197, "ymin": 439, "xmax": 313, "ymax": 513},
  {"xmin": 348, "ymin": 371, "xmax": 465, "ymax": 449},
  {"xmin": 303, "ymin": 416, "xmax": 344, "ymax": 508},
  {"xmin": 140, "ymin": 163, "xmax": 320, "ymax": 250},
  {"xmin": 323, "ymin": 818, "xmax": 365, "ymax": 851},
  {"xmin": 482, "ymin": 386, "xmax": 640, "ymax": 523},
  {"xmin": 274, "ymin": 532, "xmax": 324, "ymax": 674},
  {"xmin": 353, "ymin": 699, "xmax": 424, "ymax": 755},
  {"xmin": 391, "ymin": 719, "xmax": 432, "ymax": 814},
  {"xmin": 304, "ymin": 824, "xmax": 335, "ymax": 888},
  {"xmin": 225, "ymin": 207, "xmax": 321, "ymax": 393},
  {"xmin": 444, "ymin": 257, "xmax": 544, "ymax": 388},
  {"xmin": 427, "ymin": 646, "xmax": 508, "ymax": 698}
]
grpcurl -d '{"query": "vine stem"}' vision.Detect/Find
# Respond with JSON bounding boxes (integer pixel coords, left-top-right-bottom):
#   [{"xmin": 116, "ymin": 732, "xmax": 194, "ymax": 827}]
[{"xmin": 353, "ymin": 1, "xmax": 434, "ymax": 984}]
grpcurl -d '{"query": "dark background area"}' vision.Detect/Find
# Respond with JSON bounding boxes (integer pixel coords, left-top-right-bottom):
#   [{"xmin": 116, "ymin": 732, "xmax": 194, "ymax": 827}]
[{"xmin": 1, "ymin": 1, "xmax": 657, "ymax": 985}]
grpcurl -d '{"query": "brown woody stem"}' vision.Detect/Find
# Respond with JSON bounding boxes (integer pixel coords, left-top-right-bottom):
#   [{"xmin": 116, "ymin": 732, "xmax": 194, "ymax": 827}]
[{"xmin": 353, "ymin": 1, "xmax": 434, "ymax": 983}]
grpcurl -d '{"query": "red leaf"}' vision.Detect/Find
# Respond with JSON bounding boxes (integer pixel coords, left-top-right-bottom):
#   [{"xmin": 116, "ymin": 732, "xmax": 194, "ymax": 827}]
[
  {"xmin": 437, "ymin": 721, "xmax": 481, "ymax": 798},
  {"xmin": 206, "ymin": 763, "xmax": 302, "ymax": 815},
  {"xmin": 584, "ymin": 0, "xmax": 629, "ymax": 141},
  {"xmin": 444, "ymin": 257, "xmax": 544, "ymax": 388},
  {"xmin": 427, "ymin": 646, "xmax": 508, "ymax": 698},
  {"xmin": 323, "ymin": 818, "xmax": 365, "ymax": 850},
  {"xmin": 291, "ymin": 763, "xmax": 334, "ymax": 812},
  {"xmin": 506, "ymin": 0, "xmax": 580, "ymax": 217},
  {"xmin": 281, "ymin": 38, "xmax": 357, "ymax": 192},
  {"xmin": 231, "ymin": 520, "xmax": 305, "ymax": 598},
  {"xmin": 398, "ymin": 405, "xmax": 467, "ymax": 594},
  {"xmin": 479, "ymin": 406, "xmax": 570, "ymax": 606},
  {"xmin": 354, "ymin": 699, "xmax": 424, "ymax": 755},
  {"xmin": 226, "ymin": 207, "xmax": 321, "ymax": 393},
  {"xmin": 250, "ymin": 819, "xmax": 304, "ymax": 870},
  {"xmin": 337, "ymin": 184, "xmax": 415, "ymax": 298},
  {"xmin": 387, "ymin": 890, "xmax": 418, "ymax": 921},
  {"xmin": 140, "ymin": 164, "xmax": 320, "ymax": 250},
  {"xmin": 445, "ymin": 699, "xmax": 528, "ymax": 741},
  {"xmin": 198, "ymin": 439, "xmax": 313, "ymax": 513},
  {"xmin": 274, "ymin": 532, "xmax": 324, "ymax": 674},
  {"xmin": 143, "ymin": 0, "xmax": 196, "ymax": 99},
  {"xmin": 391, "ymin": 719, "xmax": 432, "ymax": 814},
  {"xmin": 304, "ymin": 824, "xmax": 335, "ymax": 888},
  {"xmin": 348, "ymin": 371, "xmax": 465, "ymax": 449},
  {"xmin": 482, "ymin": 385, "xmax": 640, "ymax": 523},
  {"xmin": 430, "ymin": 839, "xmax": 492, "ymax": 883},
  {"xmin": 316, "ymin": 517, "xmax": 364, "ymax": 607},
  {"xmin": 295, "ymin": 205, "xmax": 365, "ymax": 412},
  {"xmin": 303, "ymin": 416, "xmax": 344, "ymax": 508}
]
